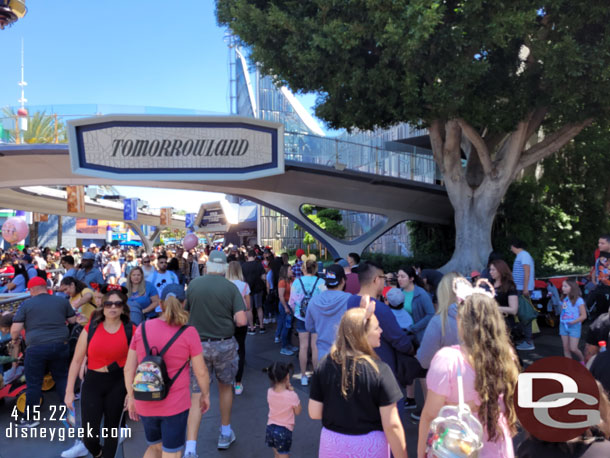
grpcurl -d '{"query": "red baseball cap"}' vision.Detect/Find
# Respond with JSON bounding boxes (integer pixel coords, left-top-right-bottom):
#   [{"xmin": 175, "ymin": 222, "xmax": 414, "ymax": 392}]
[
  {"xmin": 382, "ymin": 286, "xmax": 392, "ymax": 299},
  {"xmin": 27, "ymin": 277, "xmax": 47, "ymax": 289},
  {"xmin": 296, "ymin": 249, "xmax": 305, "ymax": 258}
]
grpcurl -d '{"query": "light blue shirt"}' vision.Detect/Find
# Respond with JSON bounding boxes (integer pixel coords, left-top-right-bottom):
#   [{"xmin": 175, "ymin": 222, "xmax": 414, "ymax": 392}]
[{"xmin": 513, "ymin": 250, "xmax": 535, "ymax": 291}]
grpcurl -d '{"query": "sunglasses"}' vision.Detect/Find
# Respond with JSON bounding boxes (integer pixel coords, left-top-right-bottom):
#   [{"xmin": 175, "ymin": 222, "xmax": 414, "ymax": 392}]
[
  {"xmin": 143, "ymin": 261, "xmax": 151, "ymax": 264},
  {"xmin": 103, "ymin": 301, "xmax": 124, "ymax": 308}
]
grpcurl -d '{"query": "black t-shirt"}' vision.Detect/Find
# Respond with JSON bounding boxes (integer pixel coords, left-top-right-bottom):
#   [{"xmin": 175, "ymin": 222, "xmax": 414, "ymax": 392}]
[
  {"xmin": 309, "ymin": 355, "xmax": 403, "ymax": 435},
  {"xmin": 590, "ymin": 350, "xmax": 610, "ymax": 394},
  {"xmin": 586, "ymin": 313, "xmax": 610, "ymax": 346},
  {"xmin": 13, "ymin": 293, "xmax": 75, "ymax": 346},
  {"xmin": 495, "ymin": 286, "xmax": 518, "ymax": 308},
  {"xmin": 241, "ymin": 260, "xmax": 265, "ymax": 293}
]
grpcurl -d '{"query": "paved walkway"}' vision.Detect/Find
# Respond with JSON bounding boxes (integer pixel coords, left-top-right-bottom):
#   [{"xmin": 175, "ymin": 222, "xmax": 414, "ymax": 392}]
[{"xmin": 0, "ymin": 321, "xmax": 566, "ymax": 457}]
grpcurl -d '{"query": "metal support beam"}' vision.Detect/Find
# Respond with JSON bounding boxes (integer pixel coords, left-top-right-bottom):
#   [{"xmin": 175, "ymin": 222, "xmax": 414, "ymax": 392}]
[{"xmin": 125, "ymin": 222, "xmax": 162, "ymax": 254}]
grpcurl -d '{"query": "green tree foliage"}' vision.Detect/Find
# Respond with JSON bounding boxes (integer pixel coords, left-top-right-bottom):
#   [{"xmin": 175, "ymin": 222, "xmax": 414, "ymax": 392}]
[
  {"xmin": 297, "ymin": 205, "xmax": 347, "ymax": 245},
  {"xmin": 217, "ymin": 1, "xmax": 610, "ymax": 272},
  {"xmin": 1, "ymin": 108, "xmax": 67, "ymax": 143}
]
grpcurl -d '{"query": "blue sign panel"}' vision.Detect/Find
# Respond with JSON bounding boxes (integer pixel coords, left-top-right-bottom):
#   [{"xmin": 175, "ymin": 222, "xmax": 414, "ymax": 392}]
[
  {"xmin": 123, "ymin": 198, "xmax": 138, "ymax": 221},
  {"xmin": 185, "ymin": 213, "xmax": 196, "ymax": 229}
]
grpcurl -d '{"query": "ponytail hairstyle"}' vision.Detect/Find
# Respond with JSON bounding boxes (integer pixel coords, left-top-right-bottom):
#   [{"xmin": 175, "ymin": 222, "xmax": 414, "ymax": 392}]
[
  {"xmin": 161, "ymin": 295, "xmax": 189, "ymax": 326},
  {"xmin": 263, "ymin": 361, "xmax": 293, "ymax": 387},
  {"xmin": 301, "ymin": 254, "xmax": 318, "ymax": 275},
  {"xmin": 279, "ymin": 264, "xmax": 290, "ymax": 282}
]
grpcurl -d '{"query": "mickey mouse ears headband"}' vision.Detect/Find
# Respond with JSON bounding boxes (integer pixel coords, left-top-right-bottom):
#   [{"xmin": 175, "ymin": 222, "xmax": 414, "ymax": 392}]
[
  {"xmin": 453, "ymin": 277, "xmax": 495, "ymax": 302},
  {"xmin": 100, "ymin": 284, "xmax": 128, "ymax": 295},
  {"xmin": 301, "ymin": 254, "xmax": 317, "ymax": 263}
]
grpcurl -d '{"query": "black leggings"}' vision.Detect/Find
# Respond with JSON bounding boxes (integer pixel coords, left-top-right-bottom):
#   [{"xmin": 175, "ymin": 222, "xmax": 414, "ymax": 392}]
[
  {"xmin": 81, "ymin": 369, "xmax": 126, "ymax": 458},
  {"xmin": 234, "ymin": 325, "xmax": 247, "ymax": 383}
]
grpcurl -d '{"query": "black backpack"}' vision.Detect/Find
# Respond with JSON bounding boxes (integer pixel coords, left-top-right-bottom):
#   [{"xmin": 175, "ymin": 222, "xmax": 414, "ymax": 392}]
[
  {"xmin": 132, "ymin": 322, "xmax": 190, "ymax": 401},
  {"xmin": 298, "ymin": 276, "xmax": 320, "ymax": 318}
]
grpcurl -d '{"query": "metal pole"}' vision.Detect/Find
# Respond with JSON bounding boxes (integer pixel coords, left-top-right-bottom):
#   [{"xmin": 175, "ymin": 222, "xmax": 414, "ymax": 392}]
[{"xmin": 54, "ymin": 114, "xmax": 59, "ymax": 143}]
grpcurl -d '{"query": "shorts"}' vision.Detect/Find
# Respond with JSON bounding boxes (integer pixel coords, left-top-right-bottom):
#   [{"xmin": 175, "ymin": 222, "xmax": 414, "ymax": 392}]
[
  {"xmin": 560, "ymin": 321, "xmax": 581, "ymax": 338},
  {"xmin": 251, "ymin": 291, "xmax": 263, "ymax": 309},
  {"xmin": 265, "ymin": 424, "xmax": 292, "ymax": 454},
  {"xmin": 295, "ymin": 318, "xmax": 307, "ymax": 333},
  {"xmin": 140, "ymin": 409, "xmax": 189, "ymax": 453},
  {"xmin": 193, "ymin": 338, "xmax": 238, "ymax": 388}
]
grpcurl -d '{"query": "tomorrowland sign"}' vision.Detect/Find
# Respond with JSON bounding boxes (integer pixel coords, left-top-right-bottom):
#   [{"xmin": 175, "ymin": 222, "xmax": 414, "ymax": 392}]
[{"xmin": 67, "ymin": 115, "xmax": 284, "ymax": 181}]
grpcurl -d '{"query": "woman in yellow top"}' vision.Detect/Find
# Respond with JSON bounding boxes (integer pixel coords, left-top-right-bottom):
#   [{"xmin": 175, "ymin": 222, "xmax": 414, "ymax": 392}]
[{"xmin": 59, "ymin": 276, "xmax": 97, "ymax": 324}]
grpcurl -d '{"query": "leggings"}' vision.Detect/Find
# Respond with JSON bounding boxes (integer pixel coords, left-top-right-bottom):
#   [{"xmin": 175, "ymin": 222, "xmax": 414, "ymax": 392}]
[
  {"xmin": 81, "ymin": 369, "xmax": 126, "ymax": 458},
  {"xmin": 234, "ymin": 325, "xmax": 247, "ymax": 383}
]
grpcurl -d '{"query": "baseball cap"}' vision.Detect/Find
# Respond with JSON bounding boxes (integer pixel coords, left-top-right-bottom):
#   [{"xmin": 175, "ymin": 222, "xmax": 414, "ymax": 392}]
[
  {"xmin": 295, "ymin": 249, "xmax": 305, "ymax": 259},
  {"xmin": 336, "ymin": 258, "xmax": 349, "ymax": 268},
  {"xmin": 89, "ymin": 243, "xmax": 97, "ymax": 248},
  {"xmin": 161, "ymin": 283, "xmax": 186, "ymax": 301},
  {"xmin": 386, "ymin": 288, "xmax": 404, "ymax": 307},
  {"xmin": 325, "ymin": 264, "xmax": 346, "ymax": 287},
  {"xmin": 470, "ymin": 270, "xmax": 481, "ymax": 278},
  {"xmin": 27, "ymin": 277, "xmax": 47, "ymax": 289},
  {"xmin": 382, "ymin": 286, "xmax": 392, "ymax": 299},
  {"xmin": 82, "ymin": 252, "xmax": 95, "ymax": 260},
  {"xmin": 208, "ymin": 250, "xmax": 227, "ymax": 265}
]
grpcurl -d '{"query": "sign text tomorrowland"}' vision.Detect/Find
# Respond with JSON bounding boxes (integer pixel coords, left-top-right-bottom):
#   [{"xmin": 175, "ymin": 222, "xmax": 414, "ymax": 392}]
[{"xmin": 67, "ymin": 115, "xmax": 284, "ymax": 181}]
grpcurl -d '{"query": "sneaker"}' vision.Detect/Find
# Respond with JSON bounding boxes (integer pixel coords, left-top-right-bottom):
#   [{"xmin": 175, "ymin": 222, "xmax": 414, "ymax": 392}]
[
  {"xmin": 259, "ymin": 326, "xmax": 267, "ymax": 334},
  {"xmin": 289, "ymin": 345, "xmax": 299, "ymax": 352},
  {"xmin": 218, "ymin": 430, "xmax": 236, "ymax": 450},
  {"xmin": 516, "ymin": 341, "xmax": 535, "ymax": 351},
  {"xmin": 183, "ymin": 453, "xmax": 199, "ymax": 458},
  {"xmin": 18, "ymin": 418, "xmax": 40, "ymax": 428},
  {"xmin": 61, "ymin": 440, "xmax": 88, "ymax": 458},
  {"xmin": 404, "ymin": 397, "xmax": 417, "ymax": 410},
  {"xmin": 410, "ymin": 408, "xmax": 422, "ymax": 421},
  {"xmin": 274, "ymin": 337, "xmax": 281, "ymax": 344},
  {"xmin": 247, "ymin": 327, "xmax": 257, "ymax": 335},
  {"xmin": 263, "ymin": 317, "xmax": 271, "ymax": 325},
  {"xmin": 280, "ymin": 348, "xmax": 295, "ymax": 356},
  {"xmin": 301, "ymin": 375, "xmax": 309, "ymax": 386},
  {"xmin": 270, "ymin": 317, "xmax": 277, "ymax": 323},
  {"xmin": 234, "ymin": 383, "xmax": 244, "ymax": 395}
]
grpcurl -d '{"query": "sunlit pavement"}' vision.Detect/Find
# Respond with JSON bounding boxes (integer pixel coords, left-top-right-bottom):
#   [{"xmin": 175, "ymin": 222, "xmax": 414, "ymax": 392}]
[{"xmin": 0, "ymin": 321, "xmax": 566, "ymax": 457}]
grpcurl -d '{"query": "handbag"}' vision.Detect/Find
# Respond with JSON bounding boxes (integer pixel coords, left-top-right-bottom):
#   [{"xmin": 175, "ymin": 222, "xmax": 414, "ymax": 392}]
[
  {"xmin": 426, "ymin": 364, "xmax": 484, "ymax": 457},
  {"xmin": 517, "ymin": 295, "xmax": 538, "ymax": 326}
]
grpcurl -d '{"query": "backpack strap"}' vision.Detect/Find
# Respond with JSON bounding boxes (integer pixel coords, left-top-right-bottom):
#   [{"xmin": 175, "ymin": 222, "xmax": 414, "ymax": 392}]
[
  {"xmin": 124, "ymin": 321, "xmax": 134, "ymax": 345},
  {"xmin": 159, "ymin": 325, "xmax": 190, "ymax": 357},
  {"xmin": 87, "ymin": 320, "xmax": 99, "ymax": 348},
  {"xmin": 141, "ymin": 321, "xmax": 152, "ymax": 355}
]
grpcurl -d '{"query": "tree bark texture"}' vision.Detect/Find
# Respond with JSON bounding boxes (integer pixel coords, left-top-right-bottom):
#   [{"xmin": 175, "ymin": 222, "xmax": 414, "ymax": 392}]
[{"xmin": 430, "ymin": 114, "xmax": 592, "ymax": 274}]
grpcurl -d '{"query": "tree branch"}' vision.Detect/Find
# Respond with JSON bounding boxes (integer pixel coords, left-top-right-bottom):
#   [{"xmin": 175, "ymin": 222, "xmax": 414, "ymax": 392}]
[
  {"xmin": 444, "ymin": 120, "xmax": 463, "ymax": 181},
  {"xmin": 518, "ymin": 119, "xmax": 594, "ymax": 171},
  {"xmin": 525, "ymin": 107, "xmax": 548, "ymax": 141},
  {"xmin": 457, "ymin": 118, "xmax": 493, "ymax": 175},
  {"xmin": 429, "ymin": 120, "xmax": 445, "ymax": 172}
]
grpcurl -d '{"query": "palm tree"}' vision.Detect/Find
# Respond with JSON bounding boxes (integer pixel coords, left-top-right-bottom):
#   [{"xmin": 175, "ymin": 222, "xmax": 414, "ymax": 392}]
[{"xmin": 1, "ymin": 108, "xmax": 67, "ymax": 143}]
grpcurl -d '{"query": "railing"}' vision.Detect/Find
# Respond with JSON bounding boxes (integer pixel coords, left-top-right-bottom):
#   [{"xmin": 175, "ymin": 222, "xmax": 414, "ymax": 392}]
[
  {"xmin": 1, "ymin": 104, "xmax": 442, "ymax": 184},
  {"xmin": 284, "ymin": 131, "xmax": 441, "ymax": 183}
]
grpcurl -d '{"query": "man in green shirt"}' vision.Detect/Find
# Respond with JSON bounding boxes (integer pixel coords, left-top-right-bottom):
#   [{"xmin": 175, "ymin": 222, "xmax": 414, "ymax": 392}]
[{"xmin": 185, "ymin": 250, "xmax": 247, "ymax": 454}]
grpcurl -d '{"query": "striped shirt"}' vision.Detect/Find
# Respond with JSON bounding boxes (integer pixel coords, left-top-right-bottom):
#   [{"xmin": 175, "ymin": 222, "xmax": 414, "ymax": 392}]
[{"xmin": 513, "ymin": 250, "xmax": 535, "ymax": 291}]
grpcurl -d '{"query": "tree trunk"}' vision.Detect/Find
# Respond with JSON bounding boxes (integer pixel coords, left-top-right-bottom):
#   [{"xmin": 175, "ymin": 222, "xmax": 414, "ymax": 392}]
[{"xmin": 441, "ymin": 188, "xmax": 502, "ymax": 273}]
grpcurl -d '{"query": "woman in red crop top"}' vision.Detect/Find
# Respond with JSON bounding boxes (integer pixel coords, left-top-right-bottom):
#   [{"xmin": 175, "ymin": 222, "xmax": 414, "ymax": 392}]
[{"xmin": 65, "ymin": 285, "xmax": 135, "ymax": 458}]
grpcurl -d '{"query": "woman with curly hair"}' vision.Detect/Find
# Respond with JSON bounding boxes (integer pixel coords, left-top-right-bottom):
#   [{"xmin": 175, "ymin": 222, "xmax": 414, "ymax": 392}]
[{"xmin": 417, "ymin": 290, "xmax": 520, "ymax": 458}]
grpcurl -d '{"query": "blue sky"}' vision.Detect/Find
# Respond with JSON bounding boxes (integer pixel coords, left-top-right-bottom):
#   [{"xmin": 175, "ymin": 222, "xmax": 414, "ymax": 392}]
[{"xmin": 2, "ymin": 1, "xmax": 316, "ymax": 211}]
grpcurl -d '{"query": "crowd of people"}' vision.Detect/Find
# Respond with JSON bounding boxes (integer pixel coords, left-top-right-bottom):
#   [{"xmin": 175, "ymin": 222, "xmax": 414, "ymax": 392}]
[{"xmin": 1, "ymin": 234, "xmax": 610, "ymax": 457}]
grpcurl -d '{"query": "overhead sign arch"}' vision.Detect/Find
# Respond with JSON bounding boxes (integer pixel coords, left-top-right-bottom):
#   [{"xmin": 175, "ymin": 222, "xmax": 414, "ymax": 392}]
[{"xmin": 67, "ymin": 115, "xmax": 284, "ymax": 181}]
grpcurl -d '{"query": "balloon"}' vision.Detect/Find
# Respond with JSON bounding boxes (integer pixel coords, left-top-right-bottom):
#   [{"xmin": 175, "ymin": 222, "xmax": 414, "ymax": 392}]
[
  {"xmin": 2, "ymin": 217, "xmax": 29, "ymax": 244},
  {"xmin": 183, "ymin": 233, "xmax": 198, "ymax": 251}
]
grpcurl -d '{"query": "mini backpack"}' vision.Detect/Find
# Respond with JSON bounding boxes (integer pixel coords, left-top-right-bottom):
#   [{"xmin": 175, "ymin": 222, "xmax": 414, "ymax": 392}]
[
  {"xmin": 425, "ymin": 365, "xmax": 484, "ymax": 458},
  {"xmin": 132, "ymin": 322, "xmax": 190, "ymax": 401},
  {"xmin": 298, "ymin": 276, "xmax": 320, "ymax": 318}
]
